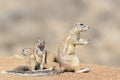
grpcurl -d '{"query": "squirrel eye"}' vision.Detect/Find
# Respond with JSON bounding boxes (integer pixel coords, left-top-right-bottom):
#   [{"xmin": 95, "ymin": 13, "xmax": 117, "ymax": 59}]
[
  {"xmin": 80, "ymin": 23, "xmax": 83, "ymax": 26},
  {"xmin": 22, "ymin": 49, "xmax": 24, "ymax": 52}
]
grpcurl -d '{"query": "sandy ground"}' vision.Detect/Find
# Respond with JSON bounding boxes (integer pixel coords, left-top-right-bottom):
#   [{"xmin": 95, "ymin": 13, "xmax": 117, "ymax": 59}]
[{"xmin": 0, "ymin": 57, "xmax": 120, "ymax": 80}]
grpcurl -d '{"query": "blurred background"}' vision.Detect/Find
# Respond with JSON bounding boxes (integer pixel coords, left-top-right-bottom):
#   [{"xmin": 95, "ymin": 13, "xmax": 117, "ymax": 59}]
[{"xmin": 0, "ymin": 0, "xmax": 120, "ymax": 66}]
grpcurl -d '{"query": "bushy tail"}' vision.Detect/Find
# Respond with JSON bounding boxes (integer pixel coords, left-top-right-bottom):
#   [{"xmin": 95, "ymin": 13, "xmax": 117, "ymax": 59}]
[{"xmin": 2, "ymin": 65, "xmax": 54, "ymax": 76}]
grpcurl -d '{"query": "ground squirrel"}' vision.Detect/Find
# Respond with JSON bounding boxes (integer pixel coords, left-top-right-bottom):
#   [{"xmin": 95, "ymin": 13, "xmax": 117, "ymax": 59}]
[
  {"xmin": 22, "ymin": 42, "xmax": 56, "ymax": 69},
  {"xmin": 33, "ymin": 40, "xmax": 46, "ymax": 70},
  {"xmin": 21, "ymin": 40, "xmax": 56, "ymax": 71},
  {"xmin": 21, "ymin": 48, "xmax": 39, "ymax": 71},
  {"xmin": 33, "ymin": 39, "xmax": 56, "ymax": 70},
  {"xmin": 3, "ymin": 40, "xmax": 55, "ymax": 75},
  {"xmin": 7, "ymin": 47, "xmax": 43, "ymax": 72},
  {"xmin": 56, "ymin": 22, "xmax": 90, "ymax": 73},
  {"xmin": 20, "ymin": 40, "xmax": 49, "ymax": 71}
]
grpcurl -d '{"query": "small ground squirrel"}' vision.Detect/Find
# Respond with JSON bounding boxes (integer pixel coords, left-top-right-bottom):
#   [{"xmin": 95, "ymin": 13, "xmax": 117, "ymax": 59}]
[
  {"xmin": 34, "ymin": 40, "xmax": 46, "ymax": 70},
  {"xmin": 56, "ymin": 22, "xmax": 90, "ymax": 73},
  {"xmin": 21, "ymin": 48, "xmax": 39, "ymax": 71},
  {"xmin": 3, "ymin": 40, "xmax": 56, "ymax": 75},
  {"xmin": 21, "ymin": 40, "xmax": 56, "ymax": 71}
]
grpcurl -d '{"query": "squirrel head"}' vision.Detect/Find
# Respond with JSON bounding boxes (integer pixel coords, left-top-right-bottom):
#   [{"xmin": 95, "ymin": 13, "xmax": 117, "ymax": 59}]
[
  {"xmin": 72, "ymin": 22, "xmax": 89, "ymax": 33},
  {"xmin": 21, "ymin": 48, "xmax": 32, "ymax": 56},
  {"xmin": 36, "ymin": 40, "xmax": 45, "ymax": 48}
]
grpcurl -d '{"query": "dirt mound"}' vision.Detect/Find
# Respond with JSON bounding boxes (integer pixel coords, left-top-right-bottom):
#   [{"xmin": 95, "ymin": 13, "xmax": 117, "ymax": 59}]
[{"xmin": 0, "ymin": 56, "xmax": 120, "ymax": 80}]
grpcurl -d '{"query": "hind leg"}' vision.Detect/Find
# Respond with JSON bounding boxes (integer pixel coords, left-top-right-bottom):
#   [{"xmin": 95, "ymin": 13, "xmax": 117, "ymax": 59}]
[
  {"xmin": 73, "ymin": 63, "xmax": 81, "ymax": 73},
  {"xmin": 72, "ymin": 56, "xmax": 81, "ymax": 73},
  {"xmin": 72, "ymin": 56, "xmax": 90, "ymax": 73},
  {"xmin": 54, "ymin": 63, "xmax": 65, "ymax": 74}
]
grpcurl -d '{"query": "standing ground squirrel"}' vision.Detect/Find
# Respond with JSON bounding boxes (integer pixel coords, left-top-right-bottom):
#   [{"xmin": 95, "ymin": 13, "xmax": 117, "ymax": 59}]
[
  {"xmin": 21, "ymin": 40, "xmax": 47, "ymax": 71},
  {"xmin": 34, "ymin": 40, "xmax": 46, "ymax": 70},
  {"xmin": 21, "ymin": 40, "xmax": 56, "ymax": 71},
  {"xmin": 33, "ymin": 40, "xmax": 56, "ymax": 70},
  {"xmin": 56, "ymin": 22, "xmax": 90, "ymax": 73},
  {"xmin": 3, "ymin": 40, "xmax": 56, "ymax": 75}
]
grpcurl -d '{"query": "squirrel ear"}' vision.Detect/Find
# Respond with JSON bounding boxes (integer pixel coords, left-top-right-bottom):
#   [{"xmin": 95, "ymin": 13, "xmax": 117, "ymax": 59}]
[
  {"xmin": 73, "ymin": 23, "xmax": 77, "ymax": 27},
  {"xmin": 37, "ymin": 40, "xmax": 40, "ymax": 42},
  {"xmin": 42, "ymin": 40, "xmax": 45, "ymax": 44}
]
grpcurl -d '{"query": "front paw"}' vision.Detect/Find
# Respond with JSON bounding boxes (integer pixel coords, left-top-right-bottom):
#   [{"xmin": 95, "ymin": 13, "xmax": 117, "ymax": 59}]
[
  {"xmin": 83, "ymin": 39, "xmax": 89, "ymax": 45},
  {"xmin": 80, "ymin": 38, "xmax": 89, "ymax": 45}
]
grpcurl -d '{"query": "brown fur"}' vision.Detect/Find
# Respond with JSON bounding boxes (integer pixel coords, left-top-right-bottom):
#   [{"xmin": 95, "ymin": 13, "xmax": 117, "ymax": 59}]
[
  {"xmin": 20, "ymin": 40, "xmax": 46, "ymax": 71},
  {"xmin": 34, "ymin": 40, "xmax": 46, "ymax": 70},
  {"xmin": 21, "ymin": 40, "xmax": 56, "ymax": 71},
  {"xmin": 56, "ymin": 22, "xmax": 90, "ymax": 73},
  {"xmin": 21, "ymin": 48, "xmax": 39, "ymax": 71}
]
